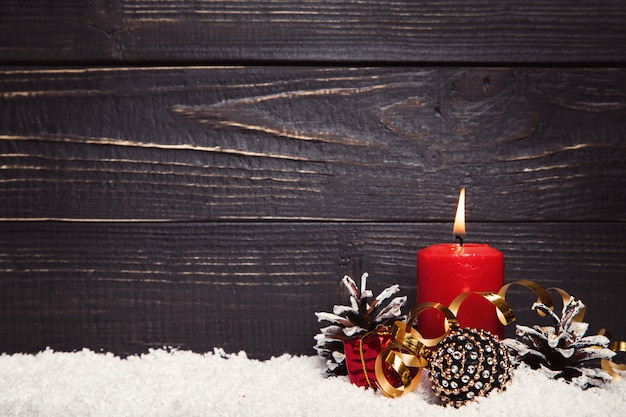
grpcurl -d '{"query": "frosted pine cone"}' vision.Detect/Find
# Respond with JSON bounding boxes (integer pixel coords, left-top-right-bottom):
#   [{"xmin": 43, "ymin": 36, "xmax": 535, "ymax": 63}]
[
  {"xmin": 503, "ymin": 296, "xmax": 616, "ymax": 389},
  {"xmin": 314, "ymin": 273, "xmax": 407, "ymax": 375}
]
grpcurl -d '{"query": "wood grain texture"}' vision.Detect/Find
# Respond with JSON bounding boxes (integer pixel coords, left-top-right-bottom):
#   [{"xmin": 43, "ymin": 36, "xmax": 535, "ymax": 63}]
[
  {"xmin": 1, "ymin": 66, "xmax": 625, "ymax": 222},
  {"xmin": 1, "ymin": 1, "xmax": 626, "ymax": 63},
  {"xmin": 1, "ymin": 222, "xmax": 624, "ymax": 358}
]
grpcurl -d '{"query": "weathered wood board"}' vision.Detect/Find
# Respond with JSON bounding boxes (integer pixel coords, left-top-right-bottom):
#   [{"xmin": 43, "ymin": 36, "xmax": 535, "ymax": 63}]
[{"xmin": 2, "ymin": 67, "xmax": 625, "ymax": 222}]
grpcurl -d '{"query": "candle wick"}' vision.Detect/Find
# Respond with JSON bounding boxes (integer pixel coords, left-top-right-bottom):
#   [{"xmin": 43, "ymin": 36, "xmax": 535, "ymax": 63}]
[{"xmin": 456, "ymin": 235, "xmax": 464, "ymax": 246}]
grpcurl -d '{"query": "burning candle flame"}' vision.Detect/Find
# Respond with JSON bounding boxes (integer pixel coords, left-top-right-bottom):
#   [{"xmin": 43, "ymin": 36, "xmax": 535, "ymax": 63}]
[{"xmin": 453, "ymin": 187, "xmax": 466, "ymax": 240}]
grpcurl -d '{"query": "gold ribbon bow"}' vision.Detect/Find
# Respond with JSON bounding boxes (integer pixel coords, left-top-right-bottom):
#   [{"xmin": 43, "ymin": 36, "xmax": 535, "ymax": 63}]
[{"xmin": 374, "ymin": 279, "xmax": 624, "ymax": 398}]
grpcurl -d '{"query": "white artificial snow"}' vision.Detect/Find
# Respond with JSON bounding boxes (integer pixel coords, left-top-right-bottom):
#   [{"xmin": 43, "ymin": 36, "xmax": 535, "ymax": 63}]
[{"xmin": 0, "ymin": 348, "xmax": 624, "ymax": 417}]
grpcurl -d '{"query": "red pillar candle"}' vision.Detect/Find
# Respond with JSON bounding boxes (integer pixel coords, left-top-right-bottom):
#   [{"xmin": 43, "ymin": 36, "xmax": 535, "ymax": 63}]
[{"xmin": 417, "ymin": 189, "xmax": 504, "ymax": 339}]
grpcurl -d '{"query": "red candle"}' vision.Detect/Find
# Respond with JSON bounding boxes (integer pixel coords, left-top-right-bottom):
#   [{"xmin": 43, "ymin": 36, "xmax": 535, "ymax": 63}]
[{"xmin": 417, "ymin": 188, "xmax": 504, "ymax": 339}]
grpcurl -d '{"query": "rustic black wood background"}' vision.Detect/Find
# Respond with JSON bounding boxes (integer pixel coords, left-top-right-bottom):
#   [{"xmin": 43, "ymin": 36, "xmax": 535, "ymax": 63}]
[{"xmin": 1, "ymin": 1, "xmax": 625, "ymax": 359}]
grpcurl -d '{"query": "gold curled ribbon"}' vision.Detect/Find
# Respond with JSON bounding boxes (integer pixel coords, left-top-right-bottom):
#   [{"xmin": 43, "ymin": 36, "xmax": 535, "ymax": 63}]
[
  {"xmin": 373, "ymin": 279, "xmax": 625, "ymax": 397},
  {"xmin": 499, "ymin": 279, "xmax": 555, "ymax": 317},
  {"xmin": 448, "ymin": 291, "xmax": 516, "ymax": 327},
  {"xmin": 375, "ymin": 302, "xmax": 457, "ymax": 397},
  {"xmin": 406, "ymin": 302, "xmax": 460, "ymax": 349}
]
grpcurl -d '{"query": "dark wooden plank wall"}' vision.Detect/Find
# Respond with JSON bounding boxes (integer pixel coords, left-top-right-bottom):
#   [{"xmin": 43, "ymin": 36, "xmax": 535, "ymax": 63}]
[{"xmin": 1, "ymin": 1, "xmax": 625, "ymax": 359}]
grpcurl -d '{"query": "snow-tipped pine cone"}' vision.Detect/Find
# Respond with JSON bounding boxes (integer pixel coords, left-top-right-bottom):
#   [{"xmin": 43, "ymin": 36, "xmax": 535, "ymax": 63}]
[
  {"xmin": 314, "ymin": 273, "xmax": 407, "ymax": 375},
  {"xmin": 503, "ymin": 296, "xmax": 616, "ymax": 389}
]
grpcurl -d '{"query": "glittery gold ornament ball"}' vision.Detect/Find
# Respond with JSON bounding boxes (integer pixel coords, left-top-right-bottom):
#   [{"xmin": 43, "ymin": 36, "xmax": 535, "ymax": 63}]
[{"xmin": 428, "ymin": 328, "xmax": 512, "ymax": 408}]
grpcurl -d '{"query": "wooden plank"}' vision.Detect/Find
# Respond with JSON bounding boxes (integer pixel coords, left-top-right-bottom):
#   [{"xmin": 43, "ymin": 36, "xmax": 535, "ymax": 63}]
[
  {"xmin": 0, "ymin": 222, "xmax": 624, "ymax": 358},
  {"xmin": 1, "ymin": 66, "xmax": 625, "ymax": 222},
  {"xmin": 1, "ymin": 1, "xmax": 626, "ymax": 63}
]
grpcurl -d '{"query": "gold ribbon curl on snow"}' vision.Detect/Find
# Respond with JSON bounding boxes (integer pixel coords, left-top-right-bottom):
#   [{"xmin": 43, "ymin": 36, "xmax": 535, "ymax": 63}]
[{"xmin": 374, "ymin": 279, "xmax": 624, "ymax": 398}]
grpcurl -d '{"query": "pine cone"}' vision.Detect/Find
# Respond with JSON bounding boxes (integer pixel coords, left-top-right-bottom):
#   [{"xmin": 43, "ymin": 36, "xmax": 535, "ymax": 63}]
[
  {"xmin": 503, "ymin": 296, "xmax": 616, "ymax": 389},
  {"xmin": 314, "ymin": 273, "xmax": 407, "ymax": 375}
]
